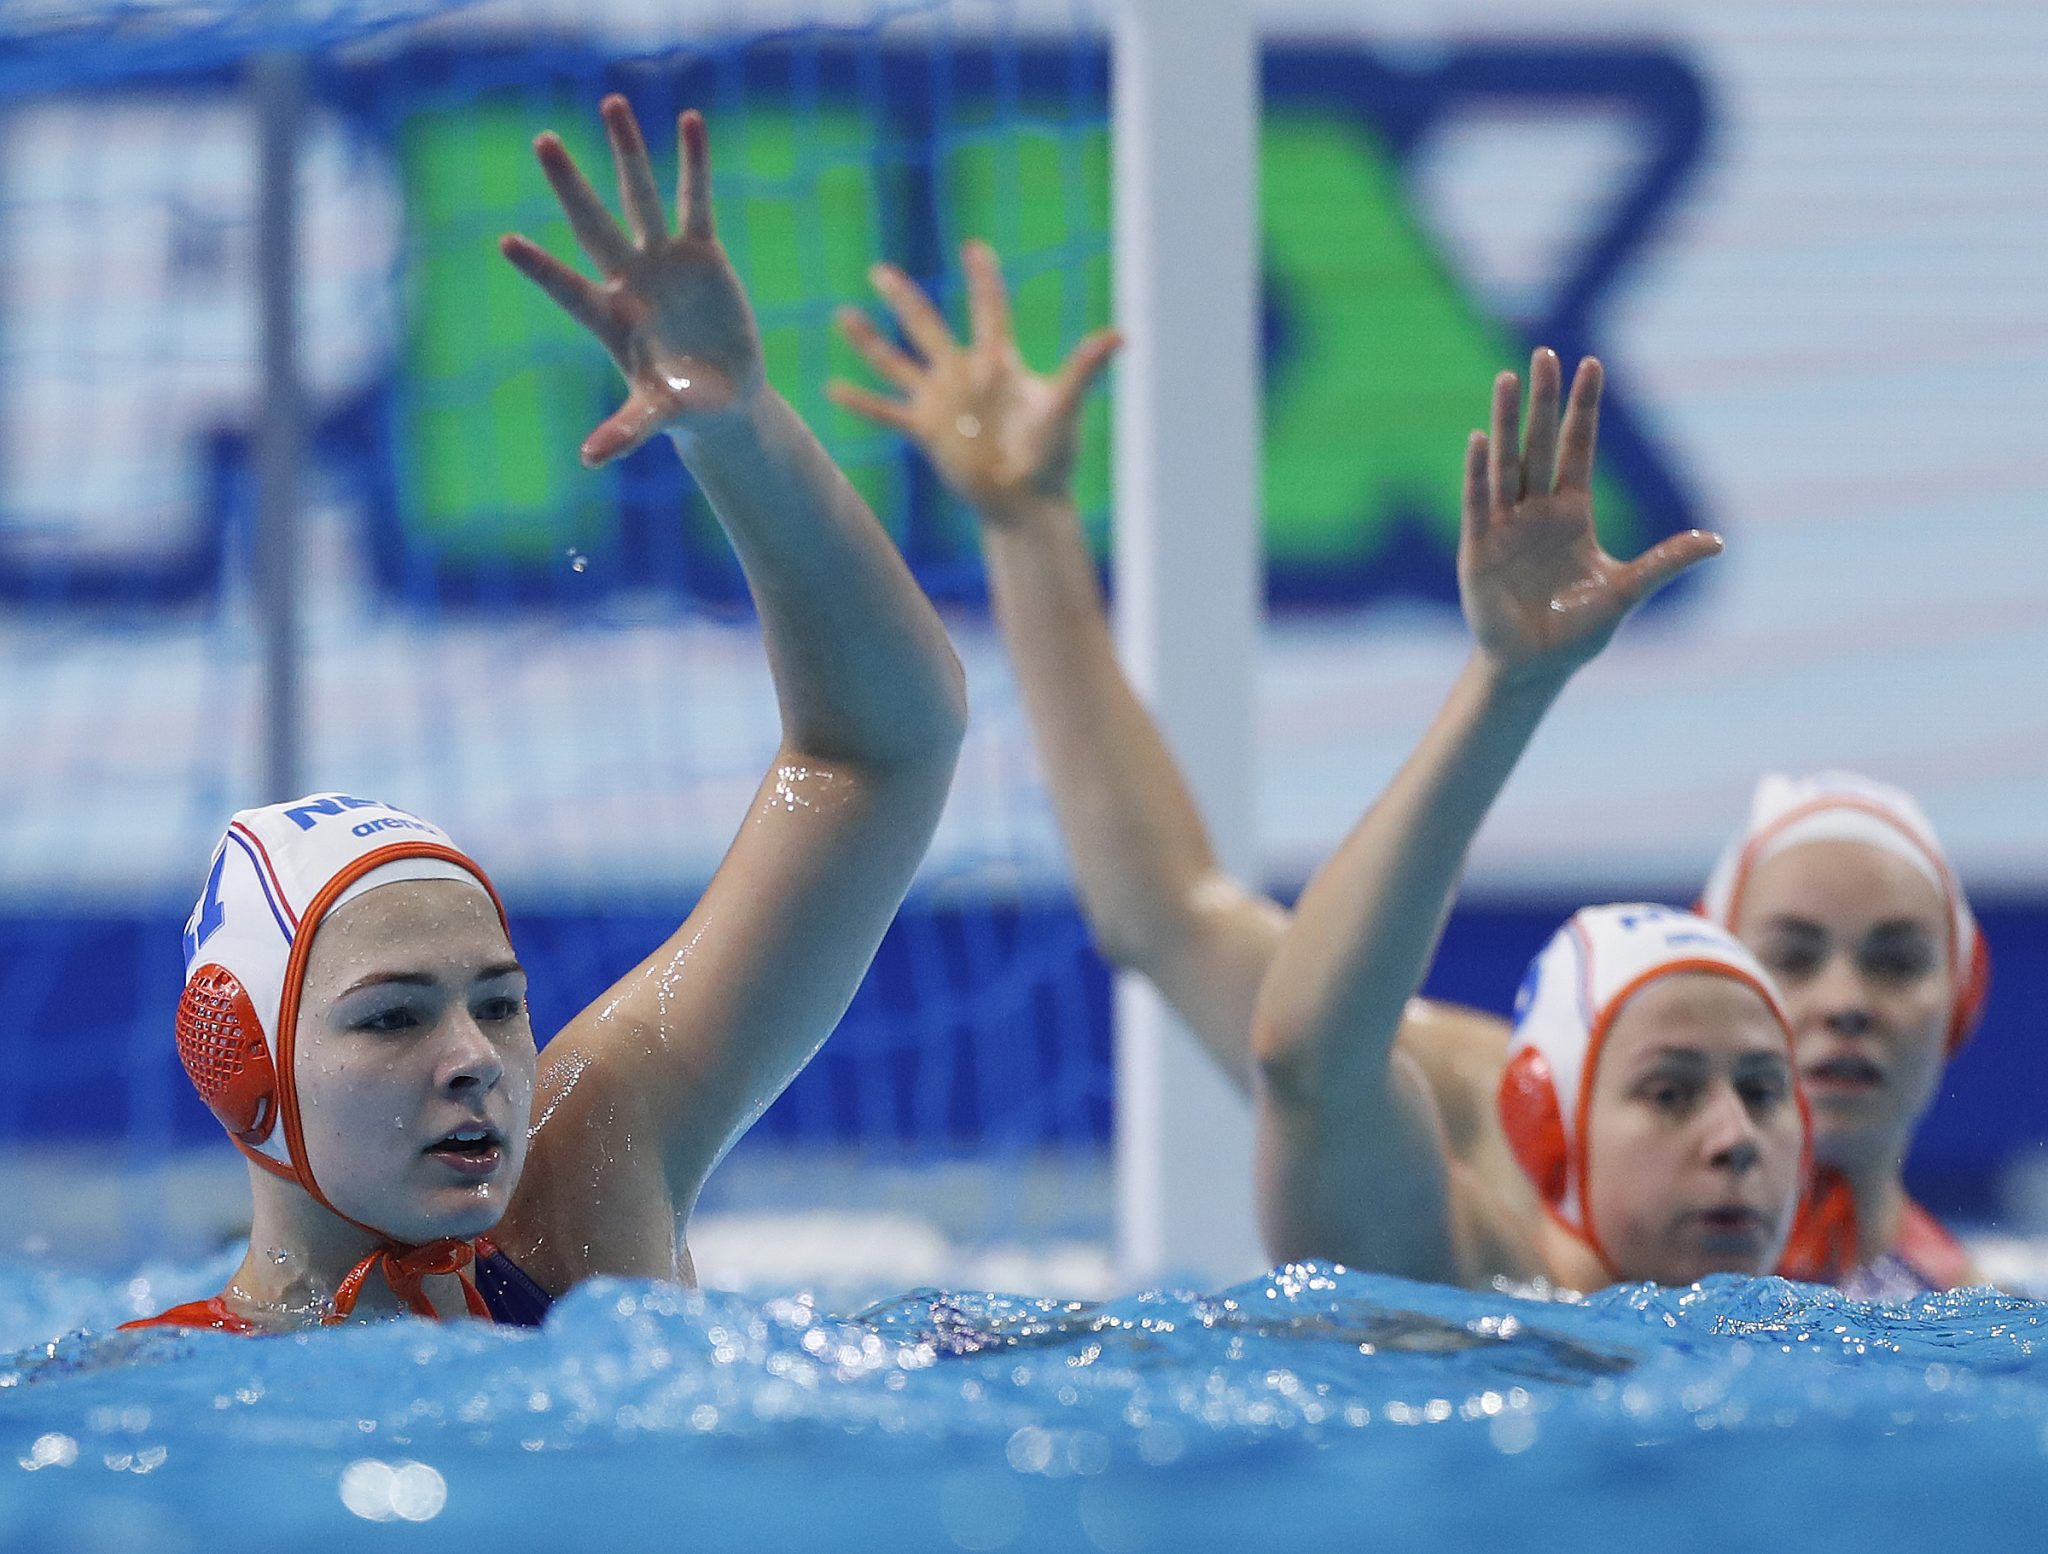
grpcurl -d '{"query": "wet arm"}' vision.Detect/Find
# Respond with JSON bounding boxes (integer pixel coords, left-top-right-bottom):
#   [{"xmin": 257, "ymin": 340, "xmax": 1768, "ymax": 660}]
[
  {"xmin": 1252, "ymin": 655, "xmax": 1570, "ymax": 1283},
  {"xmin": 833, "ymin": 243, "xmax": 1281, "ymax": 1090},
  {"xmin": 496, "ymin": 100, "xmax": 965, "ymax": 1277},
  {"xmin": 1251, "ymin": 354, "xmax": 1720, "ymax": 1284},
  {"xmin": 980, "ymin": 490, "xmax": 1285, "ymax": 1090}
]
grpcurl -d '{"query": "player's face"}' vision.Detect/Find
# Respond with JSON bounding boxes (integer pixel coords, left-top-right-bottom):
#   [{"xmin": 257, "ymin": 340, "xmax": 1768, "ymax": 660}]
[
  {"xmin": 1583, "ymin": 972, "xmax": 1802, "ymax": 1285},
  {"xmin": 1734, "ymin": 840, "xmax": 1950, "ymax": 1173},
  {"xmin": 294, "ymin": 881, "xmax": 536, "ymax": 1244}
]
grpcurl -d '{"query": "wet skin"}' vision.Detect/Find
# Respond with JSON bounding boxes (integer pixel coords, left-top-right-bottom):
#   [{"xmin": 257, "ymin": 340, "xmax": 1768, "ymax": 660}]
[
  {"xmin": 1733, "ymin": 840, "xmax": 1951, "ymax": 1176},
  {"xmin": 292, "ymin": 880, "xmax": 538, "ymax": 1247},
  {"xmin": 1581, "ymin": 972, "xmax": 1803, "ymax": 1286}
]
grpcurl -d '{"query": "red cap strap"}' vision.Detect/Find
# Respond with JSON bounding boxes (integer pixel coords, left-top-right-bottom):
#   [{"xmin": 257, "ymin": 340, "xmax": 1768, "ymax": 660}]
[{"xmin": 327, "ymin": 1239, "xmax": 487, "ymax": 1323}]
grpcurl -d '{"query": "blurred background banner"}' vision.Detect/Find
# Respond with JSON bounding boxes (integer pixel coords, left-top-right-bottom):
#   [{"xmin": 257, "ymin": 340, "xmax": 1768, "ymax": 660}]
[{"xmin": 0, "ymin": 0, "xmax": 2041, "ymax": 1260}]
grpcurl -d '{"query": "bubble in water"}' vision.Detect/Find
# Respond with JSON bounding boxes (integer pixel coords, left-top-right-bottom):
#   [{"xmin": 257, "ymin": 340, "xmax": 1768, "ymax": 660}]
[
  {"xmin": 1078, "ymin": 1477, "xmax": 1149, "ymax": 1553},
  {"xmin": 936, "ymin": 1466, "xmax": 1022, "ymax": 1552},
  {"xmin": 339, "ymin": 1459, "xmax": 447, "ymax": 1523},
  {"xmin": 1005, "ymin": 1425, "xmax": 1054, "ymax": 1474},
  {"xmin": 566, "ymin": 549, "xmax": 589, "ymax": 573},
  {"xmin": 20, "ymin": 1432, "xmax": 78, "ymax": 1471},
  {"xmin": 1489, "ymin": 1408, "xmax": 1539, "ymax": 1455},
  {"xmin": 1135, "ymin": 1421, "xmax": 1184, "ymax": 1466}
]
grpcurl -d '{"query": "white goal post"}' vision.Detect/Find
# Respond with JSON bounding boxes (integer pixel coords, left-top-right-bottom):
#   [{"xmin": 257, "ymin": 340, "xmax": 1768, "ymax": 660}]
[{"xmin": 1110, "ymin": 0, "xmax": 1266, "ymax": 1286}]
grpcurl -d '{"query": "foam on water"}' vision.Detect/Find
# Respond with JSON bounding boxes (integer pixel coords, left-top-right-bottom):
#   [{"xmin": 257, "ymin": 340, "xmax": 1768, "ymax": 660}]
[{"xmin": 4, "ymin": 1259, "xmax": 2048, "ymax": 1552}]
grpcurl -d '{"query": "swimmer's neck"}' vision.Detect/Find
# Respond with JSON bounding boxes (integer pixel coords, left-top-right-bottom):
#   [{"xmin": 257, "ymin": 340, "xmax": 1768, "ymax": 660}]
[
  {"xmin": 1821, "ymin": 1153, "xmax": 1910, "ymax": 1265},
  {"xmin": 222, "ymin": 1242, "xmax": 480, "ymax": 1331},
  {"xmin": 227, "ymin": 1177, "xmax": 478, "ymax": 1329},
  {"xmin": 221, "ymin": 1251, "xmax": 340, "ymax": 1331}
]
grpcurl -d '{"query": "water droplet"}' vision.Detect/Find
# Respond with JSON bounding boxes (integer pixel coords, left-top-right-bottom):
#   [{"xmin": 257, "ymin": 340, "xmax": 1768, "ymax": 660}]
[
  {"xmin": 955, "ymin": 413, "xmax": 982, "ymax": 439},
  {"xmin": 565, "ymin": 549, "xmax": 588, "ymax": 573}
]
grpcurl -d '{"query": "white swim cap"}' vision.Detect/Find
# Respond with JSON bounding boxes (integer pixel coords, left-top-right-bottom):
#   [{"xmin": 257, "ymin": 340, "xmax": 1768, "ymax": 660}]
[
  {"xmin": 176, "ymin": 793, "xmax": 505, "ymax": 1213},
  {"xmin": 1497, "ymin": 904, "xmax": 1803, "ymax": 1271},
  {"xmin": 1698, "ymin": 771, "xmax": 1987, "ymax": 1052}
]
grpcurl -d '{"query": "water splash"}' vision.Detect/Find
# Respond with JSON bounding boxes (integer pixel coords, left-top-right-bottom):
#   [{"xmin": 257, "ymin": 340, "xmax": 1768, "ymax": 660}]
[{"xmin": 3, "ymin": 1263, "xmax": 2046, "ymax": 1548}]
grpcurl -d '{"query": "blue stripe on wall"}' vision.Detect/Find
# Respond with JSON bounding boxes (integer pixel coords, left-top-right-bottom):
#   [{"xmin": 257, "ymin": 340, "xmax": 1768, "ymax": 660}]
[{"xmin": 5, "ymin": 892, "xmax": 2038, "ymax": 1220}]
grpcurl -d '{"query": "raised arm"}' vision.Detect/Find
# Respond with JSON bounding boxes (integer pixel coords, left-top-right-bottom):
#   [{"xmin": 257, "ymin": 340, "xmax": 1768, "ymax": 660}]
[
  {"xmin": 1251, "ymin": 352, "xmax": 1722, "ymax": 1285},
  {"xmin": 829, "ymin": 241, "xmax": 1284, "ymax": 1089},
  {"xmin": 494, "ymin": 98, "xmax": 967, "ymax": 1285}
]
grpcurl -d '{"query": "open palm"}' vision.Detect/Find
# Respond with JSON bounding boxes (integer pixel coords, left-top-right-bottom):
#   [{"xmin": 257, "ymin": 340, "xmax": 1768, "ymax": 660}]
[
  {"xmin": 829, "ymin": 240, "xmax": 1118, "ymax": 523},
  {"xmin": 1460, "ymin": 350, "xmax": 1721, "ymax": 677},
  {"xmin": 499, "ymin": 95, "xmax": 763, "ymax": 468}
]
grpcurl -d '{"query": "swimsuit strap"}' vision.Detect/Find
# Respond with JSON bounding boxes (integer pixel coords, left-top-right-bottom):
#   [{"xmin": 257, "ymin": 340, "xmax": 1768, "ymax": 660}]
[{"xmin": 329, "ymin": 1238, "xmax": 490, "ymax": 1323}]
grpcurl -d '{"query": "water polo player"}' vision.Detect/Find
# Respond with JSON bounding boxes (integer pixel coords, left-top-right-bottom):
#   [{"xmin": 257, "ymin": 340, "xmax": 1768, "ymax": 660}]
[
  {"xmin": 127, "ymin": 97, "xmax": 966, "ymax": 1332},
  {"xmin": 1702, "ymin": 773, "xmax": 1988, "ymax": 1294},
  {"xmin": 1244, "ymin": 358, "xmax": 1804, "ymax": 1288}
]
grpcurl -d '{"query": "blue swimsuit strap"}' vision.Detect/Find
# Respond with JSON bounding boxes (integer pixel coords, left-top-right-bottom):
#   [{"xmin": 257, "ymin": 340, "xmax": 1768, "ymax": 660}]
[{"xmin": 472, "ymin": 1239, "xmax": 554, "ymax": 1327}]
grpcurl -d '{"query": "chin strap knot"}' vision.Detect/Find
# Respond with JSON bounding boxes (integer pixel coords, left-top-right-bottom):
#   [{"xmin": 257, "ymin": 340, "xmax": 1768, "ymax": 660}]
[{"xmin": 329, "ymin": 1238, "xmax": 491, "ymax": 1324}]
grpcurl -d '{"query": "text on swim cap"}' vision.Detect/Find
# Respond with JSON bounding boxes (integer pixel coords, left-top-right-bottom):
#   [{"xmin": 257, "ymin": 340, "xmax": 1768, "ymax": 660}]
[
  {"xmin": 283, "ymin": 795, "xmax": 388, "ymax": 830},
  {"xmin": 350, "ymin": 816, "xmax": 436, "ymax": 838}
]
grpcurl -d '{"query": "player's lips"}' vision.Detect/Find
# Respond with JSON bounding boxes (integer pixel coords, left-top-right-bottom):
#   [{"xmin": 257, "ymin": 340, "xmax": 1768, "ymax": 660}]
[
  {"xmin": 1691, "ymin": 1204, "xmax": 1768, "ymax": 1241},
  {"xmin": 423, "ymin": 1121, "xmax": 505, "ymax": 1177},
  {"xmin": 1802, "ymin": 1052, "xmax": 1884, "ymax": 1096}
]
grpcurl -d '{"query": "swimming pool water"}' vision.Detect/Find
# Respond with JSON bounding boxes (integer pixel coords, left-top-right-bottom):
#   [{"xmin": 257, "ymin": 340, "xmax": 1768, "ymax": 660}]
[{"xmin": 4, "ymin": 1256, "xmax": 2047, "ymax": 1552}]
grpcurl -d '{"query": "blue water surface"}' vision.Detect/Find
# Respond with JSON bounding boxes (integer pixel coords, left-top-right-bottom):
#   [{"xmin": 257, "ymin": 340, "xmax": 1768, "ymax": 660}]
[{"xmin": 3, "ymin": 1256, "xmax": 2047, "ymax": 1552}]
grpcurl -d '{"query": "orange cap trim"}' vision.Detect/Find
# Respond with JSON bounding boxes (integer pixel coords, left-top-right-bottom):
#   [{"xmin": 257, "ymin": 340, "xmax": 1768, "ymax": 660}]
[{"xmin": 268, "ymin": 840, "xmax": 509, "ymax": 1223}]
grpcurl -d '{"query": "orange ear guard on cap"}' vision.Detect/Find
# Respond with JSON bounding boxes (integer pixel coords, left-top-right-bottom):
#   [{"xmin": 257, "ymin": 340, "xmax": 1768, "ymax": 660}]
[
  {"xmin": 1950, "ymin": 932, "xmax": 1990, "ymax": 1054},
  {"xmin": 1497, "ymin": 1046, "xmax": 1569, "ymax": 1209},
  {"xmin": 176, "ymin": 964, "xmax": 278, "ymax": 1148}
]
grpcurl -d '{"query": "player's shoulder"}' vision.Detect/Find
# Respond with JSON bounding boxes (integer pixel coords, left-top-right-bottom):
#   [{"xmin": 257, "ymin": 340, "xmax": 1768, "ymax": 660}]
[{"xmin": 1397, "ymin": 997, "xmax": 1512, "ymax": 1158}]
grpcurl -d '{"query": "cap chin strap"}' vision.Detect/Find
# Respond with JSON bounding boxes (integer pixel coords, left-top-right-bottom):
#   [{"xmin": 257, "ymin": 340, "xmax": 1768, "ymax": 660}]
[{"xmin": 329, "ymin": 1238, "xmax": 491, "ymax": 1324}]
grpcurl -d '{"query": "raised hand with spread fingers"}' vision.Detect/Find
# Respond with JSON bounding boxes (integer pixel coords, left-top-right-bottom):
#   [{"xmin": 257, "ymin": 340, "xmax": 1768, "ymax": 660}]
[
  {"xmin": 830, "ymin": 239, "xmax": 1120, "ymax": 523},
  {"xmin": 500, "ymin": 95, "xmax": 762, "ymax": 467},
  {"xmin": 1459, "ymin": 350, "xmax": 1721, "ymax": 682}
]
